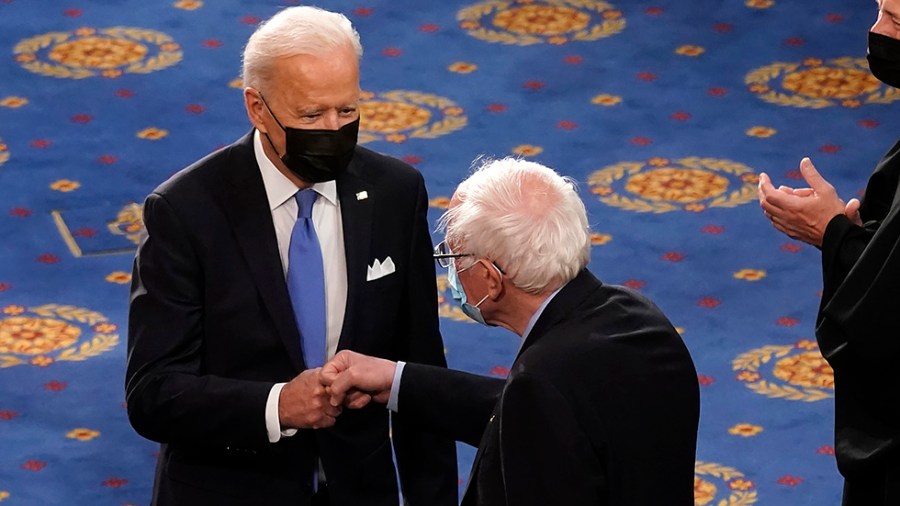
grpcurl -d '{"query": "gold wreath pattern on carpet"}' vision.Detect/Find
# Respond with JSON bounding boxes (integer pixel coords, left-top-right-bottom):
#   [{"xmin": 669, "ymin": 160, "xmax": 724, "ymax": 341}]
[
  {"xmin": 429, "ymin": 196, "xmax": 451, "ymax": 209},
  {"xmin": 108, "ymin": 203, "xmax": 145, "ymax": 246},
  {"xmin": 588, "ymin": 157, "xmax": 759, "ymax": 213},
  {"xmin": 14, "ymin": 27, "xmax": 183, "ymax": 79},
  {"xmin": 732, "ymin": 340, "xmax": 834, "ymax": 402},
  {"xmin": 746, "ymin": 57, "xmax": 900, "ymax": 108},
  {"xmin": 52, "ymin": 202, "xmax": 146, "ymax": 258},
  {"xmin": 0, "ymin": 304, "xmax": 119, "ymax": 368},
  {"xmin": 0, "ymin": 137, "xmax": 8, "ymax": 167},
  {"xmin": 694, "ymin": 461, "xmax": 758, "ymax": 506},
  {"xmin": 358, "ymin": 90, "xmax": 467, "ymax": 144},
  {"xmin": 458, "ymin": 0, "xmax": 625, "ymax": 46}
]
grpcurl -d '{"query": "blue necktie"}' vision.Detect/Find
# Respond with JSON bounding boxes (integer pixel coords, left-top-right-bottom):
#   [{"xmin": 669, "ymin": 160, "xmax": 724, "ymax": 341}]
[{"xmin": 287, "ymin": 189, "xmax": 326, "ymax": 369}]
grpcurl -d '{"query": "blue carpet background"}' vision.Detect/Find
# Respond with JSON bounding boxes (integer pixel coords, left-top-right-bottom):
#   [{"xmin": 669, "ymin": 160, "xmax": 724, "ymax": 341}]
[{"xmin": 1, "ymin": 0, "xmax": 898, "ymax": 504}]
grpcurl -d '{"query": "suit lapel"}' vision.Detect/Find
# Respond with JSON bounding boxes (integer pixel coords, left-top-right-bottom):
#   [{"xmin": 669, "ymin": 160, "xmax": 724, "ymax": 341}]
[
  {"xmin": 335, "ymin": 158, "xmax": 373, "ymax": 352},
  {"xmin": 221, "ymin": 132, "xmax": 304, "ymax": 371}
]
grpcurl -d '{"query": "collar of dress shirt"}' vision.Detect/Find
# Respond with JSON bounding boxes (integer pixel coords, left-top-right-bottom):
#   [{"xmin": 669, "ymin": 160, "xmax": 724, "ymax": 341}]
[
  {"xmin": 521, "ymin": 284, "xmax": 565, "ymax": 341},
  {"xmin": 253, "ymin": 129, "xmax": 337, "ymax": 211}
]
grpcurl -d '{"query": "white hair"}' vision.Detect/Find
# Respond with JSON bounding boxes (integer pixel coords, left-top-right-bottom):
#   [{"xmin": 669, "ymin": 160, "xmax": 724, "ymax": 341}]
[
  {"xmin": 242, "ymin": 6, "xmax": 363, "ymax": 93},
  {"xmin": 439, "ymin": 158, "xmax": 591, "ymax": 294}
]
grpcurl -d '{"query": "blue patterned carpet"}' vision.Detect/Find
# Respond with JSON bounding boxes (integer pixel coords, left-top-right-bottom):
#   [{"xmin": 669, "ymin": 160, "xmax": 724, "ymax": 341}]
[{"xmin": 1, "ymin": 0, "xmax": 898, "ymax": 504}]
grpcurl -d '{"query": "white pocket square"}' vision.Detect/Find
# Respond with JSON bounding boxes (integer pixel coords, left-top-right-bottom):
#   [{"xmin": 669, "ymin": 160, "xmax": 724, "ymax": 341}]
[{"xmin": 366, "ymin": 256, "xmax": 396, "ymax": 281}]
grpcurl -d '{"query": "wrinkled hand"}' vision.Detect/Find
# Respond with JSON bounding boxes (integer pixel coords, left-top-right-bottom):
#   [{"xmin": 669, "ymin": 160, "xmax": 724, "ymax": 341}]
[
  {"xmin": 757, "ymin": 157, "xmax": 850, "ymax": 247},
  {"xmin": 320, "ymin": 350, "xmax": 396, "ymax": 409},
  {"xmin": 278, "ymin": 368, "xmax": 342, "ymax": 429},
  {"xmin": 775, "ymin": 183, "xmax": 861, "ymax": 226}
]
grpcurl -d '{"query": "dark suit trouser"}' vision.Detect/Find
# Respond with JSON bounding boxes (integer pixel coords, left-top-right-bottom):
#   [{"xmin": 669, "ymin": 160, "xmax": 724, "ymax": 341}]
[
  {"xmin": 311, "ymin": 484, "xmax": 330, "ymax": 506},
  {"xmin": 842, "ymin": 454, "xmax": 900, "ymax": 506}
]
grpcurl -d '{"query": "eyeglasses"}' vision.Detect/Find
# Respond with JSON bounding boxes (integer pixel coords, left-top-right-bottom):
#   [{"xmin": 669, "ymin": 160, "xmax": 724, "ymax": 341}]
[{"xmin": 433, "ymin": 240, "xmax": 472, "ymax": 268}]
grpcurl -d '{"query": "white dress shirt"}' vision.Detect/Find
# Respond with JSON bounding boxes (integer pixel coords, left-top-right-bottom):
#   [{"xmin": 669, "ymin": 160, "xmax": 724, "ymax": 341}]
[{"xmin": 253, "ymin": 129, "xmax": 348, "ymax": 442}]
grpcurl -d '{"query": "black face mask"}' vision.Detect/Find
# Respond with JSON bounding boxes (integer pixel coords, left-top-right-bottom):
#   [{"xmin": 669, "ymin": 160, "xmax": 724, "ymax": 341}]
[
  {"xmin": 260, "ymin": 95, "xmax": 359, "ymax": 183},
  {"xmin": 868, "ymin": 32, "xmax": 900, "ymax": 89}
]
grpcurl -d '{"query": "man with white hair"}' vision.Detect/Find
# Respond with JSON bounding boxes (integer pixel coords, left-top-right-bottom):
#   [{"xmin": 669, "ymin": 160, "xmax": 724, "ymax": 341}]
[
  {"xmin": 126, "ymin": 6, "xmax": 456, "ymax": 506},
  {"xmin": 321, "ymin": 158, "xmax": 701, "ymax": 505}
]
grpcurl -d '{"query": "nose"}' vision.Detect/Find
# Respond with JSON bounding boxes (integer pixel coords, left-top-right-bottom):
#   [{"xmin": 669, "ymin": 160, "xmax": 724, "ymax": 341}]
[{"xmin": 321, "ymin": 112, "xmax": 341, "ymax": 131}]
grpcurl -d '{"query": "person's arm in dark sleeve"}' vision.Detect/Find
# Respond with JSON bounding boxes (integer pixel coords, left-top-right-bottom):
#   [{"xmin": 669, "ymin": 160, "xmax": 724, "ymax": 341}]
[
  {"xmin": 820, "ymin": 213, "xmax": 876, "ymax": 293},
  {"xmin": 398, "ymin": 363, "xmax": 504, "ymax": 447},
  {"xmin": 125, "ymin": 193, "xmax": 272, "ymax": 448}
]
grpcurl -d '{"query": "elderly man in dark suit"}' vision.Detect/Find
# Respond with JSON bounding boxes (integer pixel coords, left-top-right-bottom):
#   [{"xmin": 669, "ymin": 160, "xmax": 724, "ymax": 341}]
[
  {"xmin": 125, "ymin": 6, "xmax": 456, "ymax": 506},
  {"xmin": 322, "ymin": 158, "xmax": 700, "ymax": 505}
]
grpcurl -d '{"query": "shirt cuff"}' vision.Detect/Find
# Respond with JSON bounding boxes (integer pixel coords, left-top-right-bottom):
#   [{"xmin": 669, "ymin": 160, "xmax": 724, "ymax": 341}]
[
  {"xmin": 386, "ymin": 361, "xmax": 406, "ymax": 412},
  {"xmin": 266, "ymin": 382, "xmax": 298, "ymax": 443}
]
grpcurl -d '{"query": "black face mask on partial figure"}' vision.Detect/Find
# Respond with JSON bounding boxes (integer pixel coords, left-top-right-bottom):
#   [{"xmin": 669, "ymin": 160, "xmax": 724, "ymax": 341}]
[
  {"xmin": 868, "ymin": 32, "xmax": 900, "ymax": 89},
  {"xmin": 259, "ymin": 94, "xmax": 359, "ymax": 183}
]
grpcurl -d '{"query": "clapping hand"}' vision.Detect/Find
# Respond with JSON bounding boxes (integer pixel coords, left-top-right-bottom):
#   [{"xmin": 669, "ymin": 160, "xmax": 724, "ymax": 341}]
[{"xmin": 757, "ymin": 157, "xmax": 861, "ymax": 246}]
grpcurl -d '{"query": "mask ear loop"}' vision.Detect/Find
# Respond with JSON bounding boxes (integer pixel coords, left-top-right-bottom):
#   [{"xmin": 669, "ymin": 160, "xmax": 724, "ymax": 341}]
[
  {"xmin": 472, "ymin": 292, "xmax": 490, "ymax": 309},
  {"xmin": 475, "ymin": 258, "xmax": 505, "ymax": 306},
  {"xmin": 256, "ymin": 91, "xmax": 289, "ymax": 160},
  {"xmin": 257, "ymin": 92, "xmax": 287, "ymax": 130}
]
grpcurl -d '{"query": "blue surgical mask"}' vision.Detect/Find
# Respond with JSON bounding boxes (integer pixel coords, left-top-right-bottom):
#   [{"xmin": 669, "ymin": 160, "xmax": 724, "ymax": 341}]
[{"xmin": 447, "ymin": 260, "xmax": 492, "ymax": 326}]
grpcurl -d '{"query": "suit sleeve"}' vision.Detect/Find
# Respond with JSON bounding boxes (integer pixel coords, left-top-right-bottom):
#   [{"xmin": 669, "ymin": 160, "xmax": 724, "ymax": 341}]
[
  {"xmin": 818, "ymin": 213, "xmax": 900, "ymax": 364},
  {"xmin": 816, "ymin": 148, "xmax": 900, "ymax": 444},
  {"xmin": 818, "ymin": 142, "xmax": 900, "ymax": 364},
  {"xmin": 820, "ymin": 214, "xmax": 875, "ymax": 300},
  {"xmin": 389, "ymin": 173, "xmax": 459, "ymax": 506},
  {"xmin": 399, "ymin": 363, "xmax": 504, "ymax": 447},
  {"xmin": 499, "ymin": 373, "xmax": 604, "ymax": 506},
  {"xmin": 125, "ymin": 193, "xmax": 272, "ymax": 448}
]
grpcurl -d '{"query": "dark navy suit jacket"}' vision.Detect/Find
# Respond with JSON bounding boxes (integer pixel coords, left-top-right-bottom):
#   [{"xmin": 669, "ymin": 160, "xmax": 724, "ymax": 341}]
[
  {"xmin": 399, "ymin": 269, "xmax": 699, "ymax": 506},
  {"xmin": 126, "ymin": 131, "xmax": 457, "ymax": 506}
]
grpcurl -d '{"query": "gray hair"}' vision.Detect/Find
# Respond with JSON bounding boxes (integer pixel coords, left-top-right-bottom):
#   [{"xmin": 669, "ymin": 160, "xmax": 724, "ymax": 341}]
[
  {"xmin": 242, "ymin": 6, "xmax": 362, "ymax": 93},
  {"xmin": 439, "ymin": 158, "xmax": 591, "ymax": 294}
]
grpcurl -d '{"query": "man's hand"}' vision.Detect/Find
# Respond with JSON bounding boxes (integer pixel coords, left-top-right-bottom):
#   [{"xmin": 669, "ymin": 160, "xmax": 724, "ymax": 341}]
[
  {"xmin": 278, "ymin": 368, "xmax": 342, "ymax": 429},
  {"xmin": 757, "ymin": 157, "xmax": 849, "ymax": 247},
  {"xmin": 320, "ymin": 350, "xmax": 396, "ymax": 409}
]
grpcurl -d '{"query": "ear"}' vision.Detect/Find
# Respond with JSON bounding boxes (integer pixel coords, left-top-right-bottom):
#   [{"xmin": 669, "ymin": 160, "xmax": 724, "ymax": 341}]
[
  {"xmin": 243, "ymin": 88, "xmax": 269, "ymax": 134},
  {"xmin": 477, "ymin": 260, "xmax": 504, "ymax": 299}
]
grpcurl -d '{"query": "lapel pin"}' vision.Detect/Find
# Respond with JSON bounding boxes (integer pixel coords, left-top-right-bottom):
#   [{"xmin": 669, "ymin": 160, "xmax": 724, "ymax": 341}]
[{"xmin": 356, "ymin": 191, "xmax": 368, "ymax": 201}]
